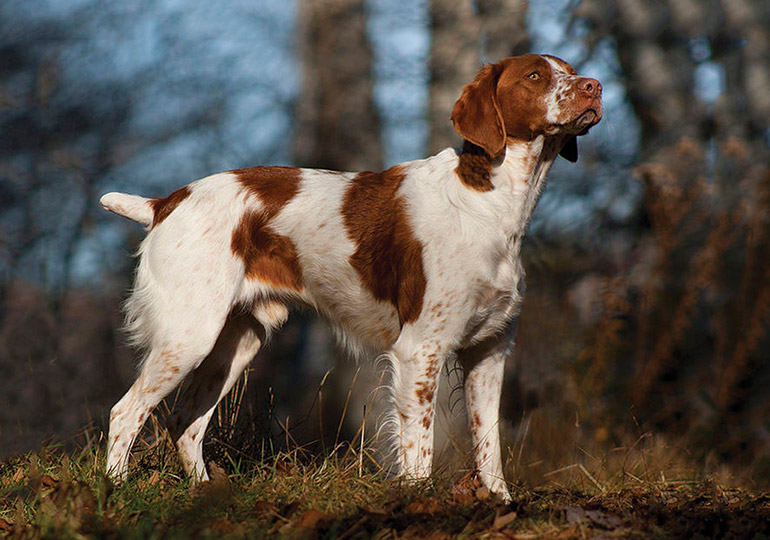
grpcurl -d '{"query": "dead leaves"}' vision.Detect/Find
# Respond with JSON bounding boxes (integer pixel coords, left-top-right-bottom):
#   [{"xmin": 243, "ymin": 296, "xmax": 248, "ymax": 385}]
[
  {"xmin": 562, "ymin": 505, "xmax": 622, "ymax": 529},
  {"xmin": 492, "ymin": 510, "xmax": 518, "ymax": 531}
]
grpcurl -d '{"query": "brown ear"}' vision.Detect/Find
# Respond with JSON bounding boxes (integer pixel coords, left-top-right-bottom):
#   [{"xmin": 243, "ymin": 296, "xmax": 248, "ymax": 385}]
[
  {"xmin": 559, "ymin": 136, "xmax": 578, "ymax": 162},
  {"xmin": 451, "ymin": 63, "xmax": 506, "ymax": 158}
]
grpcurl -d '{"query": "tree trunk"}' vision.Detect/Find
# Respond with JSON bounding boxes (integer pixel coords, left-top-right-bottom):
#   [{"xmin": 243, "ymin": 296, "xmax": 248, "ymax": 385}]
[
  {"xmin": 293, "ymin": 0, "xmax": 383, "ymax": 171},
  {"xmin": 428, "ymin": 0, "xmax": 528, "ymax": 154}
]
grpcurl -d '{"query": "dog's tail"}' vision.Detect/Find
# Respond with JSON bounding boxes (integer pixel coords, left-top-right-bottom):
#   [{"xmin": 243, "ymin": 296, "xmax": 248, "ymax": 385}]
[{"xmin": 100, "ymin": 192, "xmax": 154, "ymax": 227}]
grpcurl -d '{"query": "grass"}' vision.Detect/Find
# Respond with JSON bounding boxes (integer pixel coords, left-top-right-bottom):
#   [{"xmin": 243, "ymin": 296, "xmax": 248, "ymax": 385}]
[{"xmin": 2, "ymin": 431, "xmax": 770, "ymax": 539}]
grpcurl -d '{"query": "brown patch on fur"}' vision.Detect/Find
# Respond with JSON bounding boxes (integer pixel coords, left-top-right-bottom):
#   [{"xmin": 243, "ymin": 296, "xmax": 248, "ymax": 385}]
[
  {"xmin": 341, "ymin": 165, "xmax": 426, "ymax": 324},
  {"xmin": 456, "ymin": 140, "xmax": 495, "ymax": 192},
  {"xmin": 415, "ymin": 382, "xmax": 435, "ymax": 406},
  {"xmin": 451, "ymin": 63, "xmax": 506, "ymax": 158},
  {"xmin": 233, "ymin": 166, "xmax": 302, "ymax": 218},
  {"xmin": 472, "ymin": 412, "xmax": 482, "ymax": 429},
  {"xmin": 150, "ymin": 186, "xmax": 192, "ymax": 227},
  {"xmin": 231, "ymin": 210, "xmax": 304, "ymax": 291},
  {"xmin": 421, "ymin": 415, "xmax": 432, "ymax": 429}
]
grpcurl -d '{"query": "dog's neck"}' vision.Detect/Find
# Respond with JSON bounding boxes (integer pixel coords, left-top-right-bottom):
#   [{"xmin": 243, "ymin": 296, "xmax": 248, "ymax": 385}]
[{"xmin": 456, "ymin": 136, "xmax": 564, "ymax": 241}]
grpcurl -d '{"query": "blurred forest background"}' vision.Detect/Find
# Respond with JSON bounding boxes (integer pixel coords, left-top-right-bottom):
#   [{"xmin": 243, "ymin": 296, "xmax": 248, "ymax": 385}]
[{"xmin": 1, "ymin": 0, "xmax": 769, "ymax": 486}]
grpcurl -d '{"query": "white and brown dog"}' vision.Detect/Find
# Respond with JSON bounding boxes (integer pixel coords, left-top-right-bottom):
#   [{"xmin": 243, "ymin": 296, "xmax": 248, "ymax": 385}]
[{"xmin": 101, "ymin": 54, "xmax": 602, "ymax": 501}]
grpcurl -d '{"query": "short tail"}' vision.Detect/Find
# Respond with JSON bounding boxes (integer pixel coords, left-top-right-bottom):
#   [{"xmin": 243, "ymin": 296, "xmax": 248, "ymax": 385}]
[{"xmin": 100, "ymin": 192, "xmax": 154, "ymax": 226}]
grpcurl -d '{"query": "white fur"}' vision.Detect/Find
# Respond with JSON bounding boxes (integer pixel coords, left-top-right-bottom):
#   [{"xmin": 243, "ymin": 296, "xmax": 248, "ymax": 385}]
[{"xmin": 102, "ymin": 55, "xmax": 602, "ymax": 503}]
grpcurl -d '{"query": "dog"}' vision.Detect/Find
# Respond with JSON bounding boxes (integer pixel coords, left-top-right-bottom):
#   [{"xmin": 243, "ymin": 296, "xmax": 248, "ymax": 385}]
[{"xmin": 100, "ymin": 53, "xmax": 602, "ymax": 501}]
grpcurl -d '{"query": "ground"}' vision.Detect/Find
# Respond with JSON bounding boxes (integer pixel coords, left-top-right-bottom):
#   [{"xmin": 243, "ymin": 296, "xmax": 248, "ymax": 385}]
[{"xmin": 2, "ymin": 443, "xmax": 769, "ymax": 539}]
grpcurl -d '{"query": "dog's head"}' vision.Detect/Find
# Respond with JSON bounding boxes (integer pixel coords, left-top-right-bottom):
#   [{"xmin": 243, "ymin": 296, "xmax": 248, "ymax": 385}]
[{"xmin": 451, "ymin": 54, "xmax": 603, "ymax": 162}]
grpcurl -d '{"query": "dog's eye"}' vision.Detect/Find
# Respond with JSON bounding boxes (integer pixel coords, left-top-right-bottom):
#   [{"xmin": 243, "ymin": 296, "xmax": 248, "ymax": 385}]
[{"xmin": 528, "ymin": 72, "xmax": 540, "ymax": 80}]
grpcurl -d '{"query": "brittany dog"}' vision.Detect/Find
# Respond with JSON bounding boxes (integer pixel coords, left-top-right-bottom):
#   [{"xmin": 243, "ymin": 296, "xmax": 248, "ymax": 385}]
[{"xmin": 100, "ymin": 53, "xmax": 602, "ymax": 501}]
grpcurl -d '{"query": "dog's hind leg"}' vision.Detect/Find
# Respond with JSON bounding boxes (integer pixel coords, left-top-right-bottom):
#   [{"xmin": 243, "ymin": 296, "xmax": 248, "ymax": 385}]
[
  {"xmin": 105, "ymin": 314, "xmax": 229, "ymax": 480},
  {"xmin": 106, "ymin": 277, "xmax": 236, "ymax": 479},
  {"xmin": 167, "ymin": 302, "xmax": 287, "ymax": 482}
]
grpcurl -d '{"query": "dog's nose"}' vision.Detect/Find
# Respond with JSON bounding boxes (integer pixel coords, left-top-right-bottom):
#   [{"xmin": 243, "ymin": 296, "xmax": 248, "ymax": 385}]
[{"xmin": 577, "ymin": 77, "xmax": 602, "ymax": 99}]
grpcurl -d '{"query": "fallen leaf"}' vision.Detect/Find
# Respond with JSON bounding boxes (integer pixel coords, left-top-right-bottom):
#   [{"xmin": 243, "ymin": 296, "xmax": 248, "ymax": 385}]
[
  {"xmin": 553, "ymin": 525, "xmax": 584, "ymax": 539},
  {"xmin": 296, "ymin": 508, "xmax": 329, "ymax": 529},
  {"xmin": 360, "ymin": 504, "xmax": 386, "ymax": 515},
  {"xmin": 253, "ymin": 500, "xmax": 278, "ymax": 517},
  {"xmin": 404, "ymin": 497, "xmax": 442, "ymax": 515},
  {"xmin": 0, "ymin": 518, "xmax": 12, "ymax": 531},
  {"xmin": 453, "ymin": 490, "xmax": 475, "ymax": 506},
  {"xmin": 475, "ymin": 486, "xmax": 490, "ymax": 501},
  {"xmin": 148, "ymin": 470, "xmax": 161, "ymax": 486},
  {"xmin": 562, "ymin": 506, "xmax": 621, "ymax": 529},
  {"xmin": 191, "ymin": 463, "xmax": 232, "ymax": 501},
  {"xmin": 208, "ymin": 462, "xmax": 230, "ymax": 488},
  {"xmin": 451, "ymin": 475, "xmax": 477, "ymax": 506},
  {"xmin": 41, "ymin": 475, "xmax": 58, "ymax": 488},
  {"xmin": 12, "ymin": 467, "xmax": 24, "ymax": 483},
  {"xmin": 492, "ymin": 510, "xmax": 517, "ymax": 530}
]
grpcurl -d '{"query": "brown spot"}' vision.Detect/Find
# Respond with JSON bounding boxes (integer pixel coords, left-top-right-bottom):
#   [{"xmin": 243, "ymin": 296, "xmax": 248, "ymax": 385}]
[
  {"xmin": 472, "ymin": 412, "xmax": 482, "ymax": 429},
  {"xmin": 231, "ymin": 210, "xmax": 304, "ymax": 291},
  {"xmin": 415, "ymin": 382, "xmax": 435, "ymax": 405},
  {"xmin": 341, "ymin": 165, "xmax": 426, "ymax": 324},
  {"xmin": 456, "ymin": 140, "xmax": 495, "ymax": 192},
  {"xmin": 233, "ymin": 166, "xmax": 301, "ymax": 218},
  {"xmin": 150, "ymin": 186, "xmax": 192, "ymax": 227},
  {"xmin": 421, "ymin": 415, "xmax": 432, "ymax": 429},
  {"xmin": 451, "ymin": 62, "xmax": 507, "ymax": 158}
]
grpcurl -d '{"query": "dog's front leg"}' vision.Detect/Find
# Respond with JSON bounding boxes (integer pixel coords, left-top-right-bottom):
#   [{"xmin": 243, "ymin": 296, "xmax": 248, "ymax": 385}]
[
  {"xmin": 458, "ymin": 319, "xmax": 517, "ymax": 502},
  {"xmin": 389, "ymin": 334, "xmax": 447, "ymax": 481}
]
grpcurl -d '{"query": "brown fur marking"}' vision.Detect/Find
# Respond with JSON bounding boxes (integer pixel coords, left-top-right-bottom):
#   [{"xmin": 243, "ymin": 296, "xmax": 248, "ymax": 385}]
[
  {"xmin": 341, "ymin": 165, "xmax": 426, "ymax": 324},
  {"xmin": 415, "ymin": 381, "xmax": 435, "ymax": 406},
  {"xmin": 150, "ymin": 186, "xmax": 192, "ymax": 227},
  {"xmin": 456, "ymin": 140, "xmax": 495, "ymax": 192},
  {"xmin": 233, "ymin": 166, "xmax": 302, "ymax": 218},
  {"xmin": 231, "ymin": 210, "xmax": 304, "ymax": 291}
]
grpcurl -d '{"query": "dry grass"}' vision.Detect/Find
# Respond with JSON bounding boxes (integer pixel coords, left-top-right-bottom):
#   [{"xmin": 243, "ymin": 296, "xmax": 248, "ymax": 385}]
[{"xmin": 2, "ymin": 433, "xmax": 769, "ymax": 539}]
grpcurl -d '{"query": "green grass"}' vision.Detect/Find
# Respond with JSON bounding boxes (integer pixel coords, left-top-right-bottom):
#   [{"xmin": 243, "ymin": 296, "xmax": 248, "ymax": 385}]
[{"xmin": 2, "ymin": 439, "xmax": 770, "ymax": 539}]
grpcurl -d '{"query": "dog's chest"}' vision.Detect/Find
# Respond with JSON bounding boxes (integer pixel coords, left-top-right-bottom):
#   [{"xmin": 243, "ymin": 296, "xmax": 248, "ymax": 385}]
[{"xmin": 463, "ymin": 246, "xmax": 524, "ymax": 343}]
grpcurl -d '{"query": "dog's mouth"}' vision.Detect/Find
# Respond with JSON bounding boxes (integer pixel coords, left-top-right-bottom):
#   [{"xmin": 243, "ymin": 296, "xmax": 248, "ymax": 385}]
[
  {"xmin": 573, "ymin": 108, "xmax": 601, "ymax": 135},
  {"xmin": 579, "ymin": 106, "xmax": 602, "ymax": 125},
  {"xmin": 546, "ymin": 101, "xmax": 603, "ymax": 136},
  {"xmin": 569, "ymin": 102, "xmax": 603, "ymax": 133}
]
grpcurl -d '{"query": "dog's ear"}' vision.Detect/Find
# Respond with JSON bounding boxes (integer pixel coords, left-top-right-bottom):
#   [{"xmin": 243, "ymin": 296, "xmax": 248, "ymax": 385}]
[
  {"xmin": 451, "ymin": 63, "xmax": 506, "ymax": 158},
  {"xmin": 559, "ymin": 135, "xmax": 578, "ymax": 162}
]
